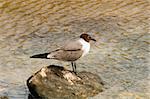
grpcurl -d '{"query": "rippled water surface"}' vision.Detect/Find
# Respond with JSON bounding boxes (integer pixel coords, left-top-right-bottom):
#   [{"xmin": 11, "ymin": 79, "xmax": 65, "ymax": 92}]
[{"xmin": 0, "ymin": 0, "xmax": 149, "ymax": 98}]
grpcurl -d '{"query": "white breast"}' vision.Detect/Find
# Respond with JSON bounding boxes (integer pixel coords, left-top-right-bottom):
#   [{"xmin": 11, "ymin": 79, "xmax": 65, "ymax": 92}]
[{"xmin": 79, "ymin": 38, "xmax": 90, "ymax": 57}]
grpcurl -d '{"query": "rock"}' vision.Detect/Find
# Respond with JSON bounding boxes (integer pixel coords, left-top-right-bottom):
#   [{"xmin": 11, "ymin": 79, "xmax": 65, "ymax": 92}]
[
  {"xmin": 0, "ymin": 96, "xmax": 8, "ymax": 99},
  {"xmin": 27, "ymin": 65, "xmax": 104, "ymax": 99}
]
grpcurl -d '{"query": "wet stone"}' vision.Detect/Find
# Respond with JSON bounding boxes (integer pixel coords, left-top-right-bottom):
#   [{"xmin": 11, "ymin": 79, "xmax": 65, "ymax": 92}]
[
  {"xmin": 27, "ymin": 65, "xmax": 104, "ymax": 99},
  {"xmin": 0, "ymin": 96, "xmax": 8, "ymax": 99}
]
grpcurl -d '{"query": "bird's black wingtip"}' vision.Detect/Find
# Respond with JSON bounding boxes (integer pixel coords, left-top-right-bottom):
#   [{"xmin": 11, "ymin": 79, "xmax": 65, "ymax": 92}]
[
  {"xmin": 30, "ymin": 54, "xmax": 40, "ymax": 58},
  {"xmin": 30, "ymin": 53, "xmax": 50, "ymax": 59},
  {"xmin": 30, "ymin": 55, "xmax": 36, "ymax": 58}
]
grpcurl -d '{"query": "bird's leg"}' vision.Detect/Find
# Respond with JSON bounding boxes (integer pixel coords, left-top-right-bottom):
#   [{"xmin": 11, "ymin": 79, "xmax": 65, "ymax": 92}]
[
  {"xmin": 71, "ymin": 62, "xmax": 75, "ymax": 72},
  {"xmin": 74, "ymin": 62, "xmax": 77, "ymax": 74},
  {"xmin": 71, "ymin": 62, "xmax": 77, "ymax": 74}
]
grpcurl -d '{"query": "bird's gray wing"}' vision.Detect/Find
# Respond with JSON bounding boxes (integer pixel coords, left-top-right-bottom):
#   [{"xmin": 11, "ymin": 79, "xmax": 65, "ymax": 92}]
[
  {"xmin": 47, "ymin": 40, "xmax": 83, "ymax": 61},
  {"xmin": 60, "ymin": 40, "xmax": 82, "ymax": 51}
]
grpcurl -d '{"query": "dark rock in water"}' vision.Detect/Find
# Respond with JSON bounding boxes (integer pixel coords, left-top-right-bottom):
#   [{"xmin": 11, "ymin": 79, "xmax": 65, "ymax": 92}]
[
  {"xmin": 27, "ymin": 65, "xmax": 104, "ymax": 99},
  {"xmin": 0, "ymin": 96, "xmax": 9, "ymax": 99}
]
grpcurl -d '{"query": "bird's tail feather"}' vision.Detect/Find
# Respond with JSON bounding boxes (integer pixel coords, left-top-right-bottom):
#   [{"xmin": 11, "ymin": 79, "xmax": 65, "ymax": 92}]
[{"xmin": 30, "ymin": 53, "xmax": 50, "ymax": 59}]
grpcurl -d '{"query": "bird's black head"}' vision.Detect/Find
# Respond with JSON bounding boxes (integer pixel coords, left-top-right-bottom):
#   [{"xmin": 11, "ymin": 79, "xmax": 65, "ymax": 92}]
[{"xmin": 80, "ymin": 33, "xmax": 96, "ymax": 42}]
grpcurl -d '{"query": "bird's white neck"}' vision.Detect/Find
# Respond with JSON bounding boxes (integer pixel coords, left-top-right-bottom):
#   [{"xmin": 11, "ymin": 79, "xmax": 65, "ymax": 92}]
[{"xmin": 78, "ymin": 38, "xmax": 90, "ymax": 57}]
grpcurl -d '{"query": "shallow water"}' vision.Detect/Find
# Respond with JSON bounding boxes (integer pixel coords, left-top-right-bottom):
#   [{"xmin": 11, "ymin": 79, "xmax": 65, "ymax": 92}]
[{"xmin": 0, "ymin": 0, "xmax": 149, "ymax": 99}]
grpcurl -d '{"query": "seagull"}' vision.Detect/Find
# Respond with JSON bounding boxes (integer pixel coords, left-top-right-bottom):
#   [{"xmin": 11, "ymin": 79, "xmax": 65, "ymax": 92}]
[{"xmin": 30, "ymin": 33, "xmax": 96, "ymax": 73}]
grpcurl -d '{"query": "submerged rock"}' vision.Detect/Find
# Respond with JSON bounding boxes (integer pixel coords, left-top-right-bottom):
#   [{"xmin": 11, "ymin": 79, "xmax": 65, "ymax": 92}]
[
  {"xmin": 27, "ymin": 65, "xmax": 104, "ymax": 99},
  {"xmin": 0, "ymin": 96, "xmax": 8, "ymax": 99}
]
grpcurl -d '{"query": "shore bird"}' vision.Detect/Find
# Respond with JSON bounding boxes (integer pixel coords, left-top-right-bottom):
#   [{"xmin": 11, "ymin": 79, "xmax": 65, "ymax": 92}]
[{"xmin": 30, "ymin": 33, "xmax": 96, "ymax": 73}]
